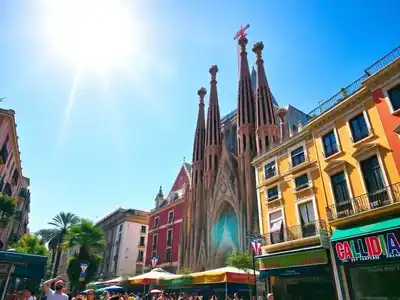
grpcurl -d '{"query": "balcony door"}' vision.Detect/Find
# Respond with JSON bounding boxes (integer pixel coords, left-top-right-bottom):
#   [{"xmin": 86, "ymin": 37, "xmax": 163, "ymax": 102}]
[
  {"xmin": 360, "ymin": 155, "xmax": 389, "ymax": 209},
  {"xmin": 298, "ymin": 201, "xmax": 316, "ymax": 237},
  {"xmin": 269, "ymin": 211, "xmax": 284, "ymax": 244}
]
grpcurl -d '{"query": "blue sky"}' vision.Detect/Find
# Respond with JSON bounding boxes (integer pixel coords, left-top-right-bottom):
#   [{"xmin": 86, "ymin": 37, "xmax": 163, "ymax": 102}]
[{"xmin": 0, "ymin": 0, "xmax": 399, "ymax": 232}]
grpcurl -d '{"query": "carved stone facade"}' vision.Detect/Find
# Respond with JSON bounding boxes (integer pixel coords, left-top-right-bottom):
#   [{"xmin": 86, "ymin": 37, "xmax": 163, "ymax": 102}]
[{"xmin": 180, "ymin": 35, "xmax": 290, "ymax": 271}]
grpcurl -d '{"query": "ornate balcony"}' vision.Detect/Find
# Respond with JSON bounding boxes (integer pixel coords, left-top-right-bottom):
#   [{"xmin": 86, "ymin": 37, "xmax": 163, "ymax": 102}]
[
  {"xmin": 326, "ymin": 182, "xmax": 400, "ymax": 226},
  {"xmin": 261, "ymin": 220, "xmax": 329, "ymax": 253}
]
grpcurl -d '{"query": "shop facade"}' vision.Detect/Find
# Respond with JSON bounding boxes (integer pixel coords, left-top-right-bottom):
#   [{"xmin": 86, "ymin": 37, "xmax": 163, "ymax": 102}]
[
  {"xmin": 331, "ymin": 218, "xmax": 400, "ymax": 300},
  {"xmin": 258, "ymin": 247, "xmax": 337, "ymax": 300}
]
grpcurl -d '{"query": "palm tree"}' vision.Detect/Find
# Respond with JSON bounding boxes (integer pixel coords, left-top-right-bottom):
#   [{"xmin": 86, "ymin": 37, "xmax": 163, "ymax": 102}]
[
  {"xmin": 63, "ymin": 219, "xmax": 105, "ymax": 256},
  {"xmin": 63, "ymin": 220, "xmax": 105, "ymax": 290},
  {"xmin": 37, "ymin": 212, "xmax": 80, "ymax": 277},
  {"xmin": 35, "ymin": 229, "xmax": 59, "ymax": 270}
]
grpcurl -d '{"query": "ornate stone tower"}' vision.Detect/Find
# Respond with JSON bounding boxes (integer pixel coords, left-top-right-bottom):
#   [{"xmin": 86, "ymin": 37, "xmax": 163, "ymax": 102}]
[
  {"xmin": 204, "ymin": 65, "xmax": 222, "ymax": 189},
  {"xmin": 253, "ymin": 41, "xmax": 279, "ymax": 154},
  {"xmin": 187, "ymin": 87, "xmax": 207, "ymax": 268},
  {"xmin": 236, "ymin": 36, "xmax": 258, "ymax": 235}
]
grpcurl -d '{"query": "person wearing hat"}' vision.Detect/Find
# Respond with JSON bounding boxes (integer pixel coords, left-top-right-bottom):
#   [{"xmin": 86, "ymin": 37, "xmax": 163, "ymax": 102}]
[{"xmin": 266, "ymin": 294, "xmax": 274, "ymax": 300}]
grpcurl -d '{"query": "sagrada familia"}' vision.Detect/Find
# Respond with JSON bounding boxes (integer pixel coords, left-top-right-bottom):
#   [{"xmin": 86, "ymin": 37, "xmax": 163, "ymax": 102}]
[{"xmin": 179, "ymin": 34, "xmax": 308, "ymax": 271}]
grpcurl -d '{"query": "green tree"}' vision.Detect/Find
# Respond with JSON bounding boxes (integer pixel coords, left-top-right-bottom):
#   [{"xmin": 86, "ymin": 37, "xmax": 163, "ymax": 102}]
[
  {"xmin": 227, "ymin": 250, "xmax": 256, "ymax": 298},
  {"xmin": 38, "ymin": 212, "xmax": 80, "ymax": 277},
  {"xmin": 8, "ymin": 234, "xmax": 50, "ymax": 292},
  {"xmin": 63, "ymin": 220, "xmax": 105, "ymax": 291},
  {"xmin": 0, "ymin": 193, "xmax": 16, "ymax": 228},
  {"xmin": 9, "ymin": 234, "xmax": 49, "ymax": 256}
]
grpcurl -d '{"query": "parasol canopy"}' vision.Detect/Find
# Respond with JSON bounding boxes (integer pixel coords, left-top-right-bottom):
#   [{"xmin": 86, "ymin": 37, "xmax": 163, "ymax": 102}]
[
  {"xmin": 104, "ymin": 276, "xmax": 125, "ymax": 285},
  {"xmin": 161, "ymin": 266, "xmax": 259, "ymax": 286},
  {"xmin": 129, "ymin": 268, "xmax": 174, "ymax": 285}
]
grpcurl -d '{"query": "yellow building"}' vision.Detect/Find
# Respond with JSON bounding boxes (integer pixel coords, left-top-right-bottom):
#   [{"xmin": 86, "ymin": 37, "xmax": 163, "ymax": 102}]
[
  {"xmin": 253, "ymin": 45, "xmax": 400, "ymax": 300},
  {"xmin": 253, "ymin": 122, "xmax": 336, "ymax": 299}
]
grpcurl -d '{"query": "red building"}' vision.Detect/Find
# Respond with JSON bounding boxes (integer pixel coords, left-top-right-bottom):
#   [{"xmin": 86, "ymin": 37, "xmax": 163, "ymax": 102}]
[
  {"xmin": 364, "ymin": 49, "xmax": 400, "ymax": 171},
  {"xmin": 145, "ymin": 162, "xmax": 191, "ymax": 273}
]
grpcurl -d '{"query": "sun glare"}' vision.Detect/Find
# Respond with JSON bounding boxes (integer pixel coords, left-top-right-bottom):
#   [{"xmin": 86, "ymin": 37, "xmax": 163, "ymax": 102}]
[{"xmin": 43, "ymin": 0, "xmax": 139, "ymax": 71}]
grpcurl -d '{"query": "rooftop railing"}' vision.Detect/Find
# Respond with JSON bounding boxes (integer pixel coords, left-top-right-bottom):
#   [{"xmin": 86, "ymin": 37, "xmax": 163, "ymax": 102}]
[
  {"xmin": 307, "ymin": 45, "xmax": 400, "ymax": 119},
  {"xmin": 326, "ymin": 182, "xmax": 400, "ymax": 221}
]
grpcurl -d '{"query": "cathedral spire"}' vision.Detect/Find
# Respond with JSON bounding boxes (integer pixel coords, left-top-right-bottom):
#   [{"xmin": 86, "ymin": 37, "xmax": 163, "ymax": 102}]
[
  {"xmin": 237, "ymin": 36, "xmax": 256, "ymax": 156},
  {"xmin": 204, "ymin": 65, "xmax": 222, "ymax": 188},
  {"xmin": 192, "ymin": 87, "xmax": 207, "ymax": 184},
  {"xmin": 236, "ymin": 36, "xmax": 258, "ymax": 239},
  {"xmin": 253, "ymin": 41, "xmax": 279, "ymax": 155}
]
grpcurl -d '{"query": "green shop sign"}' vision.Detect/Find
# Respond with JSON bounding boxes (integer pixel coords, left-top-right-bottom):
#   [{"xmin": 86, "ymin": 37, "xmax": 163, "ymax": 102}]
[
  {"xmin": 163, "ymin": 276, "xmax": 193, "ymax": 287},
  {"xmin": 259, "ymin": 249, "xmax": 328, "ymax": 270}
]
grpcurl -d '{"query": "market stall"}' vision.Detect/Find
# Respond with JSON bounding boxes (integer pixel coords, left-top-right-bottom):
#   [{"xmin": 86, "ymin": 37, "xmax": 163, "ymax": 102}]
[
  {"xmin": 159, "ymin": 267, "xmax": 260, "ymax": 298},
  {"xmin": 129, "ymin": 268, "xmax": 174, "ymax": 294}
]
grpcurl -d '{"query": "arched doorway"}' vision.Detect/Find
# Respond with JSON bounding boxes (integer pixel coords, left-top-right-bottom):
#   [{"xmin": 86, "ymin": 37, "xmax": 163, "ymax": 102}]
[{"xmin": 211, "ymin": 203, "xmax": 239, "ymax": 266}]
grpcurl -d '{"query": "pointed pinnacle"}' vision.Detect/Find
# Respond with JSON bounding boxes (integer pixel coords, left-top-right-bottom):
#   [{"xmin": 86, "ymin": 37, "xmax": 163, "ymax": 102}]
[
  {"xmin": 252, "ymin": 41, "xmax": 264, "ymax": 59},
  {"xmin": 198, "ymin": 87, "xmax": 207, "ymax": 102},
  {"xmin": 209, "ymin": 65, "xmax": 218, "ymax": 79},
  {"xmin": 238, "ymin": 36, "xmax": 248, "ymax": 52}
]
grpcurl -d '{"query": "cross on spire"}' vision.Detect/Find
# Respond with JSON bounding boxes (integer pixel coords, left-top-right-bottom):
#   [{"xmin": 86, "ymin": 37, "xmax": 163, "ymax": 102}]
[{"xmin": 233, "ymin": 24, "xmax": 250, "ymax": 40}]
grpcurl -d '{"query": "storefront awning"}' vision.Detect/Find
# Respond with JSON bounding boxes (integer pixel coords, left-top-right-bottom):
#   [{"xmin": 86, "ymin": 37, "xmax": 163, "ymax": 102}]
[
  {"xmin": 331, "ymin": 217, "xmax": 400, "ymax": 241},
  {"xmin": 257, "ymin": 248, "xmax": 329, "ymax": 278}
]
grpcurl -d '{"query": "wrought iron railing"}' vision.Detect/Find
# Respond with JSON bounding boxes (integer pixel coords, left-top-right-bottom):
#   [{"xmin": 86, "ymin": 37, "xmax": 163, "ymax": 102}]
[
  {"xmin": 326, "ymin": 182, "xmax": 400, "ymax": 221},
  {"xmin": 365, "ymin": 46, "xmax": 400, "ymax": 76},
  {"xmin": 261, "ymin": 220, "xmax": 328, "ymax": 246},
  {"xmin": 307, "ymin": 75, "xmax": 367, "ymax": 118}
]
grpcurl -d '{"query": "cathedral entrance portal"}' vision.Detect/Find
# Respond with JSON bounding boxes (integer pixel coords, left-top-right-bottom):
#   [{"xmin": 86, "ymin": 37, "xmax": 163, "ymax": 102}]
[{"xmin": 211, "ymin": 203, "xmax": 239, "ymax": 266}]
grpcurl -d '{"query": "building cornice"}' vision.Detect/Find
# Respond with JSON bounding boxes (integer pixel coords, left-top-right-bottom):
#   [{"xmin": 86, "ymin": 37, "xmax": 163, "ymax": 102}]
[
  {"xmin": 252, "ymin": 129, "xmax": 310, "ymax": 167},
  {"xmin": 150, "ymin": 198, "xmax": 185, "ymax": 216}
]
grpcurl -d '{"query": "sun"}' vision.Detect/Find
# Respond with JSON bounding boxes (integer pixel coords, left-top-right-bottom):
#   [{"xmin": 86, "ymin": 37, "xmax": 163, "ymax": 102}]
[{"xmin": 42, "ymin": 0, "xmax": 139, "ymax": 71}]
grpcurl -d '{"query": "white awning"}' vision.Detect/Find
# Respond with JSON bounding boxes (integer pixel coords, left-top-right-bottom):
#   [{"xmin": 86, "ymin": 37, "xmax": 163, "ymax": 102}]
[{"xmin": 270, "ymin": 219, "xmax": 283, "ymax": 233}]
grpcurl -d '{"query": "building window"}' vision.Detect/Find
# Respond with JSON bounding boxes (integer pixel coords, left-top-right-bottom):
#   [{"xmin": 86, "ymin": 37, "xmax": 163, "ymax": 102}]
[
  {"xmin": 295, "ymin": 174, "xmax": 309, "ymax": 191},
  {"xmin": 154, "ymin": 217, "xmax": 159, "ymax": 227},
  {"xmin": 349, "ymin": 113, "xmax": 370, "ymax": 143},
  {"xmin": 387, "ymin": 83, "xmax": 400, "ymax": 112},
  {"xmin": 137, "ymin": 250, "xmax": 144, "ymax": 262},
  {"xmin": 168, "ymin": 211, "xmax": 174, "ymax": 224},
  {"xmin": 331, "ymin": 172, "xmax": 350, "ymax": 204},
  {"xmin": 264, "ymin": 161, "xmax": 276, "ymax": 179},
  {"xmin": 269, "ymin": 211, "xmax": 284, "ymax": 244},
  {"xmin": 2, "ymin": 183, "xmax": 11, "ymax": 196},
  {"xmin": 298, "ymin": 201, "xmax": 316, "ymax": 237},
  {"xmin": 322, "ymin": 130, "xmax": 338, "ymax": 157},
  {"xmin": 331, "ymin": 171, "xmax": 352, "ymax": 218},
  {"xmin": 266, "ymin": 186, "xmax": 279, "ymax": 201},
  {"xmin": 139, "ymin": 236, "xmax": 145, "ymax": 246},
  {"xmin": 166, "ymin": 247, "xmax": 172, "ymax": 262},
  {"xmin": 141, "ymin": 225, "xmax": 146, "ymax": 233},
  {"xmin": 291, "ymin": 146, "xmax": 305, "ymax": 167},
  {"xmin": 360, "ymin": 155, "xmax": 388, "ymax": 208},
  {"xmin": 0, "ymin": 143, "xmax": 8, "ymax": 165},
  {"xmin": 152, "ymin": 234, "xmax": 158, "ymax": 249},
  {"xmin": 166, "ymin": 229, "xmax": 173, "ymax": 246},
  {"xmin": 119, "ymin": 224, "xmax": 123, "ymax": 232}
]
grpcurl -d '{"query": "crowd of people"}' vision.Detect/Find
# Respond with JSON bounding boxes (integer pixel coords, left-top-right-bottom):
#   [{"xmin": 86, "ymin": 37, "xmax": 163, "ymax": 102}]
[{"xmin": 4, "ymin": 276, "xmax": 275, "ymax": 300}]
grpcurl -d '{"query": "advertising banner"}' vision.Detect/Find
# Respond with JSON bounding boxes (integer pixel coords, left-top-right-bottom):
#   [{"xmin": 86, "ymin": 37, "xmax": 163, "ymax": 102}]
[
  {"xmin": 79, "ymin": 262, "xmax": 89, "ymax": 282},
  {"xmin": 333, "ymin": 227, "xmax": 400, "ymax": 264},
  {"xmin": 258, "ymin": 249, "xmax": 328, "ymax": 270}
]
